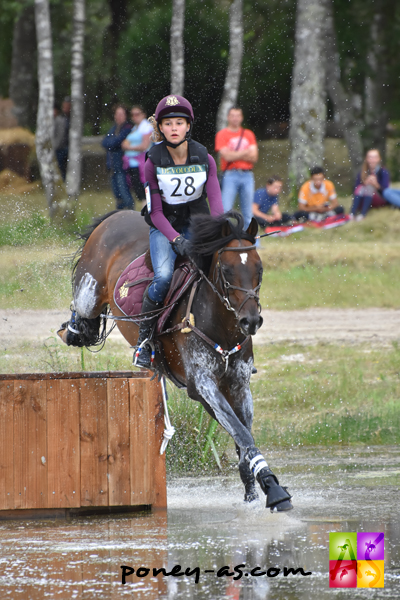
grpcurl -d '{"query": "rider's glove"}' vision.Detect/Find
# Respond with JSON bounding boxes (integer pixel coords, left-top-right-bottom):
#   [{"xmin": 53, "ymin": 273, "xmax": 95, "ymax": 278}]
[{"xmin": 170, "ymin": 235, "xmax": 190, "ymax": 257}]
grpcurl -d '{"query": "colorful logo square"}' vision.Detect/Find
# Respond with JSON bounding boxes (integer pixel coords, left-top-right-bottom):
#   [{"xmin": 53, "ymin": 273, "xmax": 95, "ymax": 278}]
[
  {"xmin": 357, "ymin": 532, "xmax": 384, "ymax": 560},
  {"xmin": 329, "ymin": 532, "xmax": 357, "ymax": 561},
  {"xmin": 329, "ymin": 560, "xmax": 357, "ymax": 587},
  {"xmin": 357, "ymin": 560, "xmax": 384, "ymax": 588}
]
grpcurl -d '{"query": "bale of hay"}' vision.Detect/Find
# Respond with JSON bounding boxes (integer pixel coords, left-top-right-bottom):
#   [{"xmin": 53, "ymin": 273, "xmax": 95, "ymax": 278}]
[
  {"xmin": 0, "ymin": 168, "xmax": 39, "ymax": 195},
  {"xmin": 0, "ymin": 127, "xmax": 35, "ymax": 147}
]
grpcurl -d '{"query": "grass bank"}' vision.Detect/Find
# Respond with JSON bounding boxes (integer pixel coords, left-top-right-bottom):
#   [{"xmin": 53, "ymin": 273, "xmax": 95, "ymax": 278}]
[{"xmin": 1, "ymin": 339, "xmax": 399, "ymax": 470}]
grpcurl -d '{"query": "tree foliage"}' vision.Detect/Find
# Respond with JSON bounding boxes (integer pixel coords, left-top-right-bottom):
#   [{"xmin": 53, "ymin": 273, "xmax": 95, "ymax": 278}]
[{"xmin": 1, "ymin": 0, "xmax": 400, "ymax": 146}]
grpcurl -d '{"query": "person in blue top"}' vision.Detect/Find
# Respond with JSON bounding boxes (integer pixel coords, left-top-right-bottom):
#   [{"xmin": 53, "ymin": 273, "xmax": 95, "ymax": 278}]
[
  {"xmin": 122, "ymin": 105, "xmax": 153, "ymax": 207},
  {"xmin": 102, "ymin": 104, "xmax": 134, "ymax": 210},
  {"xmin": 252, "ymin": 176, "xmax": 291, "ymax": 228}
]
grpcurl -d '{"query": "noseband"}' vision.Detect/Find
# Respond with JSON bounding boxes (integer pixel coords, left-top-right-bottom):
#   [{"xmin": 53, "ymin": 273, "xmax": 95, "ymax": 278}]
[{"xmin": 197, "ymin": 243, "xmax": 262, "ymax": 321}]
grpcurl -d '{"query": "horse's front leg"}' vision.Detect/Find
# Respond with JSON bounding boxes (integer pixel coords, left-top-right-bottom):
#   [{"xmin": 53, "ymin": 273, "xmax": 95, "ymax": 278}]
[{"xmin": 187, "ymin": 367, "xmax": 293, "ymax": 511}]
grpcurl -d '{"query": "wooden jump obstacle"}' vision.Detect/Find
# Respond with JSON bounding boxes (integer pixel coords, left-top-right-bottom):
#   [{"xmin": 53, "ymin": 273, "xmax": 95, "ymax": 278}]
[{"xmin": 0, "ymin": 371, "xmax": 166, "ymax": 519}]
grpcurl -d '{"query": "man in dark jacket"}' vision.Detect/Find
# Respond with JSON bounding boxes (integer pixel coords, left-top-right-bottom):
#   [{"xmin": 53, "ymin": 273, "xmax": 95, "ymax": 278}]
[{"xmin": 102, "ymin": 105, "xmax": 133, "ymax": 209}]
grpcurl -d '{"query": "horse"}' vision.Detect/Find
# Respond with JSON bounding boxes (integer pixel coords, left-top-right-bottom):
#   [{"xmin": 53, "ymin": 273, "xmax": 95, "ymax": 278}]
[{"xmin": 57, "ymin": 209, "xmax": 293, "ymax": 512}]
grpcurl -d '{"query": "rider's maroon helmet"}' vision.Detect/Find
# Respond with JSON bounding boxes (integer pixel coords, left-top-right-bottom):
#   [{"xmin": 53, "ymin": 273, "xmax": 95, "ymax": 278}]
[{"xmin": 155, "ymin": 95, "xmax": 194, "ymax": 124}]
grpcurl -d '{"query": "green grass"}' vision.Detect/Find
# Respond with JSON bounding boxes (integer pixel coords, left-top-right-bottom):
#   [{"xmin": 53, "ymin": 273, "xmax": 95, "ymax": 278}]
[{"xmin": 251, "ymin": 342, "xmax": 400, "ymax": 447}]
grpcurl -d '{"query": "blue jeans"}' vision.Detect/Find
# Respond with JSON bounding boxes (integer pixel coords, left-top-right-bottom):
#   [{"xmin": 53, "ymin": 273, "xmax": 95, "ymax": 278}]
[
  {"xmin": 351, "ymin": 195, "xmax": 372, "ymax": 216},
  {"xmin": 111, "ymin": 170, "xmax": 134, "ymax": 210},
  {"xmin": 383, "ymin": 188, "xmax": 400, "ymax": 208},
  {"xmin": 148, "ymin": 227, "xmax": 189, "ymax": 303},
  {"xmin": 221, "ymin": 170, "xmax": 254, "ymax": 228}
]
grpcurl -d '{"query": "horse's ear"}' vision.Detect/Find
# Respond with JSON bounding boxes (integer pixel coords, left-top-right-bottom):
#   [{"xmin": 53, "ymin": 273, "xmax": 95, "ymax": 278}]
[
  {"xmin": 246, "ymin": 217, "xmax": 258, "ymax": 239},
  {"xmin": 222, "ymin": 220, "xmax": 233, "ymax": 237}
]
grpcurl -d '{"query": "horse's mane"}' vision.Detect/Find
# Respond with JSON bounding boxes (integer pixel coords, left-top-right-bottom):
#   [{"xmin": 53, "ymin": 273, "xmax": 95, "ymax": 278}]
[
  {"xmin": 188, "ymin": 210, "xmax": 255, "ymax": 269},
  {"xmin": 72, "ymin": 210, "xmax": 120, "ymax": 281}
]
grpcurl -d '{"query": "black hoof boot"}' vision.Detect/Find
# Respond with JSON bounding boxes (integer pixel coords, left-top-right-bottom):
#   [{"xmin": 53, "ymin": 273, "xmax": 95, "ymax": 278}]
[{"xmin": 245, "ymin": 447, "xmax": 293, "ymax": 512}]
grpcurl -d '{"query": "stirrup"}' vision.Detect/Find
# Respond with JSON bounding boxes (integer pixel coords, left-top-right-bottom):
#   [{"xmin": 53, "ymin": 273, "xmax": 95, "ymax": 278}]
[{"xmin": 133, "ymin": 338, "xmax": 155, "ymax": 367}]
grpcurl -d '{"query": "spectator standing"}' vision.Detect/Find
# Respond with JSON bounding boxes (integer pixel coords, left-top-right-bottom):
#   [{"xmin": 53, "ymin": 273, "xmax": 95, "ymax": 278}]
[
  {"xmin": 294, "ymin": 166, "xmax": 344, "ymax": 221},
  {"xmin": 350, "ymin": 149, "xmax": 390, "ymax": 220},
  {"xmin": 252, "ymin": 176, "xmax": 292, "ymax": 228},
  {"xmin": 215, "ymin": 107, "xmax": 258, "ymax": 227},
  {"xmin": 102, "ymin": 105, "xmax": 134, "ymax": 210},
  {"xmin": 53, "ymin": 103, "xmax": 68, "ymax": 180},
  {"xmin": 122, "ymin": 105, "xmax": 153, "ymax": 207}
]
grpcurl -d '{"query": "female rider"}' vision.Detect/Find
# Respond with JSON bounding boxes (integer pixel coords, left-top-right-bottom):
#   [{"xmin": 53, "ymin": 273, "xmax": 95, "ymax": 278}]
[{"xmin": 134, "ymin": 95, "xmax": 224, "ymax": 368}]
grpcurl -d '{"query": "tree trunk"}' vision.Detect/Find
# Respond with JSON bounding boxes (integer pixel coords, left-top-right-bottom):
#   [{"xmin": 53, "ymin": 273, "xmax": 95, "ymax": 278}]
[
  {"xmin": 9, "ymin": 4, "xmax": 37, "ymax": 129},
  {"xmin": 216, "ymin": 0, "xmax": 243, "ymax": 132},
  {"xmin": 363, "ymin": 10, "xmax": 387, "ymax": 159},
  {"xmin": 170, "ymin": 0, "xmax": 185, "ymax": 96},
  {"xmin": 34, "ymin": 0, "xmax": 65, "ymax": 220},
  {"xmin": 323, "ymin": 0, "xmax": 363, "ymax": 176},
  {"xmin": 66, "ymin": 0, "xmax": 85, "ymax": 205},
  {"xmin": 289, "ymin": 0, "xmax": 327, "ymax": 190}
]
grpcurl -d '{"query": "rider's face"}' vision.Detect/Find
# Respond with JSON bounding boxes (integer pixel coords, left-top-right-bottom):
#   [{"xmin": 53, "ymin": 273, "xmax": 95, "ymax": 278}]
[{"xmin": 159, "ymin": 117, "xmax": 190, "ymax": 144}]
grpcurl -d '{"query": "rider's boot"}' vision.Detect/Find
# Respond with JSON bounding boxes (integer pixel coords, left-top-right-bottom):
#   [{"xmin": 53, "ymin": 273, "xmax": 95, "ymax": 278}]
[
  {"xmin": 245, "ymin": 447, "xmax": 293, "ymax": 512},
  {"xmin": 133, "ymin": 292, "xmax": 162, "ymax": 369}
]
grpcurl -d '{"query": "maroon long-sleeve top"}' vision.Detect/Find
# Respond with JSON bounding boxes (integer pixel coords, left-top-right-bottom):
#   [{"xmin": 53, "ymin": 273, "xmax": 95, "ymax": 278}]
[{"xmin": 144, "ymin": 153, "xmax": 223, "ymax": 241}]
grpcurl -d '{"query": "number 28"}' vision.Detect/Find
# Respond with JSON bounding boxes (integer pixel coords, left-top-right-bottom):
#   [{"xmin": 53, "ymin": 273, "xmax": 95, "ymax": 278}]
[{"xmin": 171, "ymin": 176, "xmax": 196, "ymax": 197}]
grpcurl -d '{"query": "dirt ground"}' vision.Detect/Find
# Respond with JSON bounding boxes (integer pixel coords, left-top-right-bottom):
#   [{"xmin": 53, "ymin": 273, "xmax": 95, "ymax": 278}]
[{"xmin": 1, "ymin": 308, "xmax": 400, "ymax": 347}]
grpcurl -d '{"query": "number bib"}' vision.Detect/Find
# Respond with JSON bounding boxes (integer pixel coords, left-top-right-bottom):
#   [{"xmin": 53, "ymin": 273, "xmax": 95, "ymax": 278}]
[{"xmin": 156, "ymin": 164, "xmax": 207, "ymax": 205}]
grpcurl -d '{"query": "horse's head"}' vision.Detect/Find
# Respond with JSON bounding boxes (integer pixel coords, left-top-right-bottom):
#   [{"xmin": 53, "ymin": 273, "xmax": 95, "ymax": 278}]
[
  {"xmin": 213, "ymin": 216, "xmax": 263, "ymax": 335},
  {"xmin": 189, "ymin": 211, "xmax": 264, "ymax": 335}
]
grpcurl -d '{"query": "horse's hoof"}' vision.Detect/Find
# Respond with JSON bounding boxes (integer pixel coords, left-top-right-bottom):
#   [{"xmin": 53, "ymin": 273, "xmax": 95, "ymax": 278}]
[
  {"xmin": 244, "ymin": 491, "xmax": 259, "ymax": 503},
  {"xmin": 266, "ymin": 484, "xmax": 292, "ymax": 510},
  {"xmin": 270, "ymin": 498, "xmax": 293, "ymax": 512}
]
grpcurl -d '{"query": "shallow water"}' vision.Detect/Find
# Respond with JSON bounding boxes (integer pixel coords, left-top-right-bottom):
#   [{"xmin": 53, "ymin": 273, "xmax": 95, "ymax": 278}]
[{"xmin": 0, "ymin": 446, "xmax": 399, "ymax": 599}]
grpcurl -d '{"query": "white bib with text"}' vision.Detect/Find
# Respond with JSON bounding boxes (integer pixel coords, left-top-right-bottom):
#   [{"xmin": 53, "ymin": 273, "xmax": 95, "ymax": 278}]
[{"xmin": 156, "ymin": 164, "xmax": 207, "ymax": 205}]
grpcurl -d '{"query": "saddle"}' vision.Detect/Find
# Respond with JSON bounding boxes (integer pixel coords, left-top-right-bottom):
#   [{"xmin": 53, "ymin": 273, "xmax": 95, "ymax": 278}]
[{"xmin": 113, "ymin": 250, "xmax": 198, "ymax": 334}]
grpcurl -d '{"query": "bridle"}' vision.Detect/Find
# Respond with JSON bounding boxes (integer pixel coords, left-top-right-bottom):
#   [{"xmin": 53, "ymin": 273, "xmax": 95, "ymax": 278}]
[{"xmin": 197, "ymin": 243, "xmax": 263, "ymax": 321}]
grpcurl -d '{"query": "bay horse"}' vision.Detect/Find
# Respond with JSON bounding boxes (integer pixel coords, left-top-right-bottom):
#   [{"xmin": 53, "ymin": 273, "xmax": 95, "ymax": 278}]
[{"xmin": 58, "ymin": 210, "xmax": 293, "ymax": 511}]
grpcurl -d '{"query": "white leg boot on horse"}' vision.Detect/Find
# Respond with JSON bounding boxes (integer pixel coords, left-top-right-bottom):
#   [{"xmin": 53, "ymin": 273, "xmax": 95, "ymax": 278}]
[{"xmin": 133, "ymin": 292, "xmax": 163, "ymax": 369}]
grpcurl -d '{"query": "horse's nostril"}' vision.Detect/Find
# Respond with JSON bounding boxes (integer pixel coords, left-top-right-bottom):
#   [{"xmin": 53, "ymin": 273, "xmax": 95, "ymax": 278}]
[
  {"xmin": 258, "ymin": 316, "xmax": 264, "ymax": 328},
  {"xmin": 240, "ymin": 318, "xmax": 250, "ymax": 331}
]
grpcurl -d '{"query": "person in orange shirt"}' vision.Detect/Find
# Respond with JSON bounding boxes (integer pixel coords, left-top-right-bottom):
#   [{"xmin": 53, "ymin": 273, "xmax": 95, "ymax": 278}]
[
  {"xmin": 215, "ymin": 107, "xmax": 258, "ymax": 227},
  {"xmin": 294, "ymin": 166, "xmax": 344, "ymax": 221}
]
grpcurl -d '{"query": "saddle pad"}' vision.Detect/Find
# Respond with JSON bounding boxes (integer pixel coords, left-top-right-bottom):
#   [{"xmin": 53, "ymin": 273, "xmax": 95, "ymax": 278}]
[
  {"xmin": 114, "ymin": 252, "xmax": 154, "ymax": 317},
  {"xmin": 114, "ymin": 254, "xmax": 198, "ymax": 335}
]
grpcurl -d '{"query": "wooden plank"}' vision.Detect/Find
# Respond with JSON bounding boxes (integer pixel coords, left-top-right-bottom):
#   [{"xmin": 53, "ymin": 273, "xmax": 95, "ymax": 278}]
[
  {"xmin": 147, "ymin": 378, "xmax": 167, "ymax": 509},
  {"xmin": 13, "ymin": 380, "xmax": 29, "ymax": 509},
  {"xmin": 47, "ymin": 380, "xmax": 80, "ymax": 508},
  {"xmin": 107, "ymin": 378, "xmax": 131, "ymax": 505},
  {"xmin": 80, "ymin": 378, "xmax": 108, "ymax": 506},
  {"xmin": 0, "ymin": 381, "xmax": 14, "ymax": 510},
  {"xmin": 129, "ymin": 379, "xmax": 151, "ymax": 505},
  {"xmin": 25, "ymin": 380, "xmax": 47, "ymax": 509},
  {"xmin": 0, "ymin": 371, "xmax": 143, "ymax": 381}
]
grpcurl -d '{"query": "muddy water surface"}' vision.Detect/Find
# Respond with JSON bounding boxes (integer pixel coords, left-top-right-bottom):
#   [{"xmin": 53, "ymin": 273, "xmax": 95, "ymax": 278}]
[{"xmin": 0, "ymin": 446, "xmax": 399, "ymax": 599}]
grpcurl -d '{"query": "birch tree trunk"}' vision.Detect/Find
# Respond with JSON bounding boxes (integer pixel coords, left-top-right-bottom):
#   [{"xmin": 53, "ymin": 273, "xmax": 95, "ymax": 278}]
[
  {"xmin": 66, "ymin": 0, "xmax": 85, "ymax": 205},
  {"xmin": 289, "ymin": 0, "xmax": 327, "ymax": 190},
  {"xmin": 323, "ymin": 0, "xmax": 363, "ymax": 176},
  {"xmin": 363, "ymin": 10, "xmax": 387, "ymax": 159},
  {"xmin": 34, "ymin": 0, "xmax": 65, "ymax": 220},
  {"xmin": 9, "ymin": 4, "xmax": 37, "ymax": 129},
  {"xmin": 216, "ymin": 0, "xmax": 243, "ymax": 132},
  {"xmin": 170, "ymin": 0, "xmax": 185, "ymax": 95}
]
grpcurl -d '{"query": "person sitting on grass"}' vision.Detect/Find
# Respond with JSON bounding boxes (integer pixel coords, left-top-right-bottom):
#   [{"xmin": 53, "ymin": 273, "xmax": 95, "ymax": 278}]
[
  {"xmin": 294, "ymin": 166, "xmax": 344, "ymax": 222},
  {"xmin": 350, "ymin": 149, "xmax": 390, "ymax": 220},
  {"xmin": 252, "ymin": 176, "xmax": 292, "ymax": 228}
]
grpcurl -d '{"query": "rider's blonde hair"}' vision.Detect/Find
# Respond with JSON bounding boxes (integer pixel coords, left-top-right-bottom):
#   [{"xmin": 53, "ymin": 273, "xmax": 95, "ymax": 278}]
[{"xmin": 148, "ymin": 115, "xmax": 162, "ymax": 143}]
